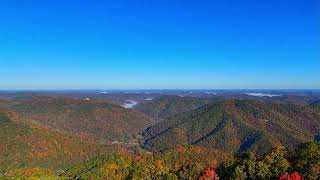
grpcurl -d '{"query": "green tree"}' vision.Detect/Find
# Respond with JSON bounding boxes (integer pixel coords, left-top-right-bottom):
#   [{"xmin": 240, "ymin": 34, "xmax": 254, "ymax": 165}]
[
  {"xmin": 263, "ymin": 146, "xmax": 290, "ymax": 178},
  {"xmin": 291, "ymin": 141, "xmax": 320, "ymax": 180}
]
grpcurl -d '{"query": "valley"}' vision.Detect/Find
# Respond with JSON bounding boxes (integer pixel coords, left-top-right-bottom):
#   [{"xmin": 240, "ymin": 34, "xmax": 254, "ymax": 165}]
[{"xmin": 0, "ymin": 90, "xmax": 319, "ymax": 179}]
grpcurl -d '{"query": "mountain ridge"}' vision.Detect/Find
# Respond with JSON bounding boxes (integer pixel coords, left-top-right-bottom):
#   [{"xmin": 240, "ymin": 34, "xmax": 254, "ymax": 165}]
[{"xmin": 143, "ymin": 100, "xmax": 320, "ymax": 155}]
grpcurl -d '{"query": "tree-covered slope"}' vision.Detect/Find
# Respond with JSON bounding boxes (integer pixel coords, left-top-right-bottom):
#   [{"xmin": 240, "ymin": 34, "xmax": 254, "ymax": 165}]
[
  {"xmin": 60, "ymin": 145, "xmax": 231, "ymax": 179},
  {"xmin": 58, "ymin": 141, "xmax": 320, "ymax": 180},
  {"xmin": 0, "ymin": 111, "xmax": 114, "ymax": 172},
  {"xmin": 134, "ymin": 96, "xmax": 215, "ymax": 119},
  {"xmin": 10, "ymin": 96, "xmax": 153, "ymax": 142},
  {"xmin": 143, "ymin": 100, "xmax": 320, "ymax": 155}
]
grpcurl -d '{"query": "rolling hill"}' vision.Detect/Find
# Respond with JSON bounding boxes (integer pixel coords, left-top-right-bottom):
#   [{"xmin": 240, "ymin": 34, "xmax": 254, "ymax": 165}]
[
  {"xmin": 9, "ymin": 96, "xmax": 153, "ymax": 143},
  {"xmin": 134, "ymin": 96, "xmax": 216, "ymax": 119},
  {"xmin": 0, "ymin": 110, "xmax": 116, "ymax": 172},
  {"xmin": 143, "ymin": 100, "xmax": 320, "ymax": 155}
]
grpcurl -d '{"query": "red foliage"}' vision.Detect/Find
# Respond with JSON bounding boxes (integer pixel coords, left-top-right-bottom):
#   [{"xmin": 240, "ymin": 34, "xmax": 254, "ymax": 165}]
[
  {"xmin": 199, "ymin": 167, "xmax": 220, "ymax": 180},
  {"xmin": 134, "ymin": 155, "xmax": 141, "ymax": 161},
  {"xmin": 278, "ymin": 171, "xmax": 304, "ymax": 180}
]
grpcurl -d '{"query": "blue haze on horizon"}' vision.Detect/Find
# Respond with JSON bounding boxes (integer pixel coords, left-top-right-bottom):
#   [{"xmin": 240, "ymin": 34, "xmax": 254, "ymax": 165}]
[{"xmin": 0, "ymin": 0, "xmax": 319, "ymax": 90}]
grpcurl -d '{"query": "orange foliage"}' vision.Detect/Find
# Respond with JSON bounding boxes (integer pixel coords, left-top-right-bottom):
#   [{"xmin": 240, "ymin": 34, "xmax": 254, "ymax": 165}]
[
  {"xmin": 176, "ymin": 145, "xmax": 186, "ymax": 153},
  {"xmin": 101, "ymin": 163, "xmax": 118, "ymax": 170},
  {"xmin": 199, "ymin": 167, "xmax": 220, "ymax": 180},
  {"xmin": 155, "ymin": 159, "xmax": 166, "ymax": 171},
  {"xmin": 210, "ymin": 160, "xmax": 218, "ymax": 168}
]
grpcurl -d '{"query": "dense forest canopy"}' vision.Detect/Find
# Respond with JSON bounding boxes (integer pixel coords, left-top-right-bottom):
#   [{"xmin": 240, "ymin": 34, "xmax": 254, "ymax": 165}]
[{"xmin": 0, "ymin": 92, "xmax": 319, "ymax": 179}]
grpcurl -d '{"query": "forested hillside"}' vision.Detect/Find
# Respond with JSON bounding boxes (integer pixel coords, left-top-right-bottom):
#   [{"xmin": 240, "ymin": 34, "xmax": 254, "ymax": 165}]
[
  {"xmin": 61, "ymin": 146, "xmax": 231, "ymax": 179},
  {"xmin": 9, "ymin": 96, "xmax": 153, "ymax": 142},
  {"xmin": 0, "ymin": 95, "xmax": 319, "ymax": 179},
  {"xmin": 3, "ymin": 142, "xmax": 318, "ymax": 179},
  {"xmin": 0, "ymin": 111, "xmax": 116, "ymax": 172},
  {"xmin": 143, "ymin": 100, "xmax": 320, "ymax": 155},
  {"xmin": 135, "ymin": 96, "xmax": 215, "ymax": 119}
]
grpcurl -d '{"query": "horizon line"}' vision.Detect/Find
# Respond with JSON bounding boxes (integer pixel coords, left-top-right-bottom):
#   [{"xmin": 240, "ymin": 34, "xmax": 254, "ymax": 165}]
[{"xmin": 1, "ymin": 88, "xmax": 320, "ymax": 91}]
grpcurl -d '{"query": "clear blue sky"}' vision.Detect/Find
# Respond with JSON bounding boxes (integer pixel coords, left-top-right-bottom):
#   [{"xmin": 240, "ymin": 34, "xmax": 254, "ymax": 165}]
[{"xmin": 0, "ymin": 0, "xmax": 319, "ymax": 89}]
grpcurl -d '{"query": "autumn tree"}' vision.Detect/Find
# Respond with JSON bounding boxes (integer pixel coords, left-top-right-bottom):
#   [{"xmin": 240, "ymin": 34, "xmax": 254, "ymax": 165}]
[
  {"xmin": 199, "ymin": 167, "xmax": 220, "ymax": 180},
  {"xmin": 264, "ymin": 146, "xmax": 290, "ymax": 178},
  {"xmin": 278, "ymin": 171, "xmax": 304, "ymax": 180},
  {"xmin": 291, "ymin": 141, "xmax": 320, "ymax": 179}
]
